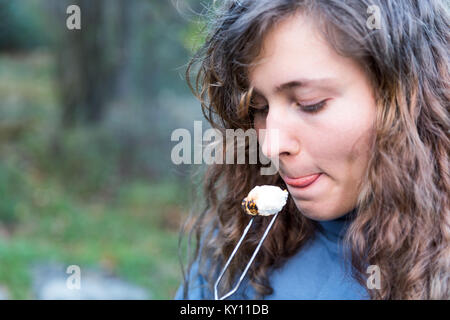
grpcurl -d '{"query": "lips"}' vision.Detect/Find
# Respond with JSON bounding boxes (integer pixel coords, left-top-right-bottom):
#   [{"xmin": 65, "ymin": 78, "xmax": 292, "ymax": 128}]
[{"xmin": 282, "ymin": 173, "xmax": 322, "ymax": 188}]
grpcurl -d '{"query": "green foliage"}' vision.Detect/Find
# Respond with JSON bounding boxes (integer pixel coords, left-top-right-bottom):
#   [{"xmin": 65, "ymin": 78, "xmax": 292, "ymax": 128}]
[
  {"xmin": 0, "ymin": 241, "xmax": 41, "ymax": 299},
  {"xmin": 47, "ymin": 128, "xmax": 121, "ymax": 196},
  {"xmin": 0, "ymin": 179, "xmax": 186, "ymax": 299},
  {"xmin": 0, "ymin": 0, "xmax": 208, "ymax": 299},
  {"xmin": 0, "ymin": 0, "xmax": 48, "ymax": 51},
  {"xmin": 0, "ymin": 159, "xmax": 29, "ymax": 225},
  {"xmin": 0, "ymin": 51, "xmax": 192, "ymax": 299},
  {"xmin": 179, "ymin": 18, "xmax": 207, "ymax": 54}
]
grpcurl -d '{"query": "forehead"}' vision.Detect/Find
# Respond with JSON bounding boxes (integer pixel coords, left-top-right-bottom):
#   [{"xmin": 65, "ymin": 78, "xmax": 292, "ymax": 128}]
[{"xmin": 247, "ymin": 12, "xmax": 344, "ymax": 95}]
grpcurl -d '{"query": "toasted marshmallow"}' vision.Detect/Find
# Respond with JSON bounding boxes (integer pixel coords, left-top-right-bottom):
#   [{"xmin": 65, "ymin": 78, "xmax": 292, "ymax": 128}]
[{"xmin": 242, "ymin": 185, "xmax": 289, "ymax": 216}]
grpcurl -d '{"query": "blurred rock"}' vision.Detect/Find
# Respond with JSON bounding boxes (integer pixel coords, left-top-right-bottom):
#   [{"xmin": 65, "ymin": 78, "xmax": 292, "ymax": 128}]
[
  {"xmin": 0, "ymin": 285, "xmax": 10, "ymax": 300},
  {"xmin": 31, "ymin": 262, "xmax": 151, "ymax": 300}
]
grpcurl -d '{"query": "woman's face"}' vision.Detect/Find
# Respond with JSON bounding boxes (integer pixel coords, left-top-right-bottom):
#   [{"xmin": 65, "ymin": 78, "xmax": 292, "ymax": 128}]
[{"xmin": 248, "ymin": 13, "xmax": 376, "ymax": 221}]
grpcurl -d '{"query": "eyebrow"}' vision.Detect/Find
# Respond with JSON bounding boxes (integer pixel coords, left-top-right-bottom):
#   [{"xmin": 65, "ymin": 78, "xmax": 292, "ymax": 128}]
[{"xmin": 251, "ymin": 77, "xmax": 337, "ymax": 97}]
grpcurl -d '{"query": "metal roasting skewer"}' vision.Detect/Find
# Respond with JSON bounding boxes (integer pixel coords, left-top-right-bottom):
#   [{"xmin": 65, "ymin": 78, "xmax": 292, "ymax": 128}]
[{"xmin": 214, "ymin": 211, "xmax": 280, "ymax": 300}]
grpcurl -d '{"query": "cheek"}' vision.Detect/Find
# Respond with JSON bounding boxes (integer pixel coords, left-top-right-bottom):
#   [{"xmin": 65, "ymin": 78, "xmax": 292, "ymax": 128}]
[{"xmin": 309, "ymin": 99, "xmax": 375, "ymax": 177}]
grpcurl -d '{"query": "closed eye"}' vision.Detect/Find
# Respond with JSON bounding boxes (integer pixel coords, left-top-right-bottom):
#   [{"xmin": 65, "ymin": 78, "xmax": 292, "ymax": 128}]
[
  {"xmin": 296, "ymin": 99, "xmax": 327, "ymax": 113},
  {"xmin": 250, "ymin": 99, "xmax": 327, "ymax": 115}
]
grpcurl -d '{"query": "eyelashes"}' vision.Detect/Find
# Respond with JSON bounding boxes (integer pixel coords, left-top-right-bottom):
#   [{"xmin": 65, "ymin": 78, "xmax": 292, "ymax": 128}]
[
  {"xmin": 250, "ymin": 99, "xmax": 327, "ymax": 115},
  {"xmin": 297, "ymin": 100, "xmax": 327, "ymax": 113}
]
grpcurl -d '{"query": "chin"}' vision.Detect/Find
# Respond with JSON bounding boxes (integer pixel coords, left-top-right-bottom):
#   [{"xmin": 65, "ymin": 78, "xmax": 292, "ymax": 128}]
[{"xmin": 293, "ymin": 200, "xmax": 347, "ymax": 221}]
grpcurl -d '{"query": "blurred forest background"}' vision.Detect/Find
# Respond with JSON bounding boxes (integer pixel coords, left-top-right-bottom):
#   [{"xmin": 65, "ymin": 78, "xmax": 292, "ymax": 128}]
[{"xmin": 0, "ymin": 0, "xmax": 208, "ymax": 299}]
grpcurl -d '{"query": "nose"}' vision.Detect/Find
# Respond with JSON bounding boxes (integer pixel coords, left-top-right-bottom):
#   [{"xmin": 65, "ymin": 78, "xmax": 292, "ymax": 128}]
[{"xmin": 259, "ymin": 106, "xmax": 301, "ymax": 160}]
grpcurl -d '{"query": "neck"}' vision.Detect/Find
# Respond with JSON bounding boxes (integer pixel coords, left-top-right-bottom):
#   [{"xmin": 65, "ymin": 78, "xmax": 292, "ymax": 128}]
[{"xmin": 315, "ymin": 208, "xmax": 357, "ymax": 242}]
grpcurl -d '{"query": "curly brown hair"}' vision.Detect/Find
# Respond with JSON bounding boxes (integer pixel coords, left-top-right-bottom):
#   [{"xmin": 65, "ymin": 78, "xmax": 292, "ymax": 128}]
[{"xmin": 179, "ymin": 0, "xmax": 449, "ymax": 299}]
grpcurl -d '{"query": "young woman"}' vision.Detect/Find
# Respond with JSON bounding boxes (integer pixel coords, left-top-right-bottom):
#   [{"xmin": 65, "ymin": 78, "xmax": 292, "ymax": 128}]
[{"xmin": 175, "ymin": 0, "xmax": 449, "ymax": 299}]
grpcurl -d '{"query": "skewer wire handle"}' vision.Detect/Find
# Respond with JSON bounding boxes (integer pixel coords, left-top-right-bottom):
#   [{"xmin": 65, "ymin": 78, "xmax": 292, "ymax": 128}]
[{"xmin": 214, "ymin": 212, "xmax": 279, "ymax": 300}]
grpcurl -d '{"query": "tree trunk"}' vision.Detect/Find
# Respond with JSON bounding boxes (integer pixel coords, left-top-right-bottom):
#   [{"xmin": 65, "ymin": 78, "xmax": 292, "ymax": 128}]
[{"xmin": 50, "ymin": 0, "xmax": 135, "ymax": 127}]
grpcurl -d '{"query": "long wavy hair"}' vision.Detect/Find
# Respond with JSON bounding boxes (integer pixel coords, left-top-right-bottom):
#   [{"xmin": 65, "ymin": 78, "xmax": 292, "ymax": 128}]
[{"xmin": 179, "ymin": 0, "xmax": 449, "ymax": 299}]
